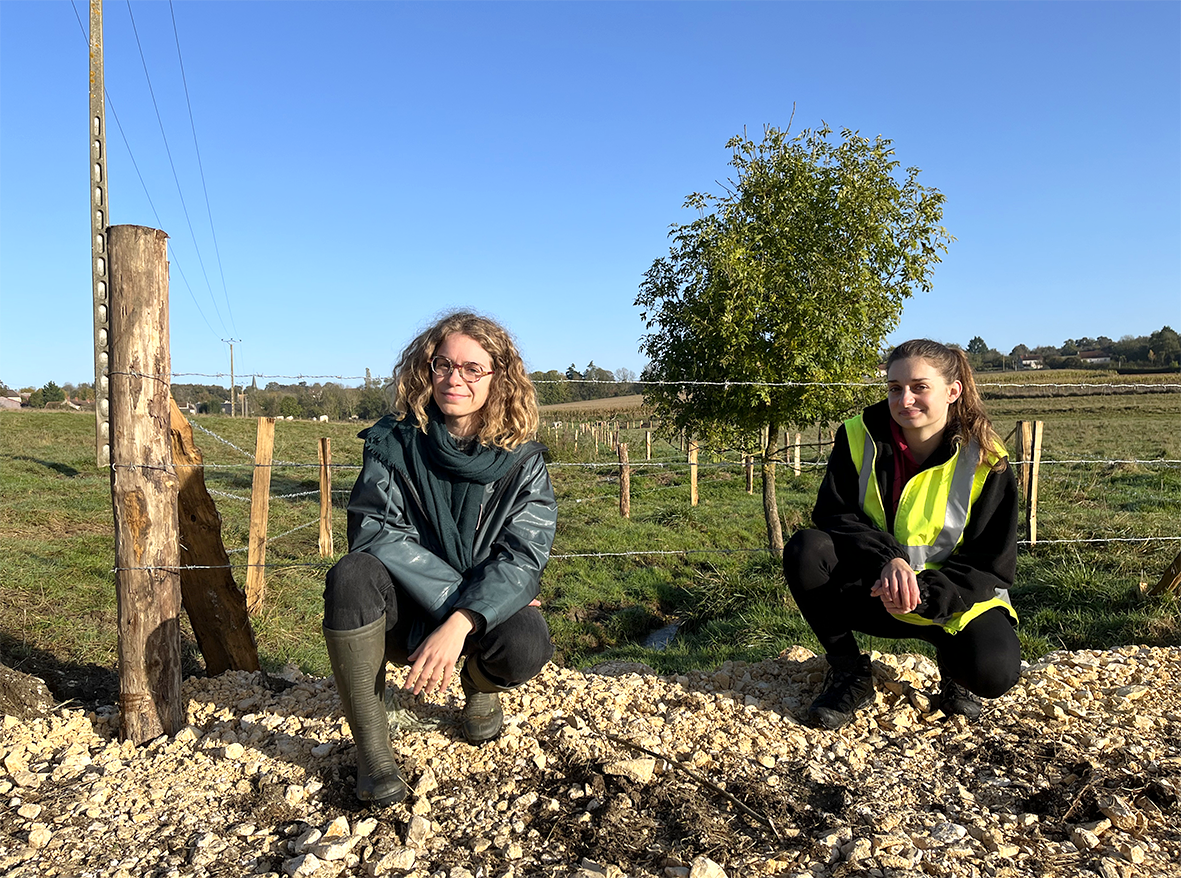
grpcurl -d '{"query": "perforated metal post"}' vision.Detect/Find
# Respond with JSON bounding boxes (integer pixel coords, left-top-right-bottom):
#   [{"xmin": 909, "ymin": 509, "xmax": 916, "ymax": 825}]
[{"xmin": 90, "ymin": 0, "xmax": 111, "ymax": 466}]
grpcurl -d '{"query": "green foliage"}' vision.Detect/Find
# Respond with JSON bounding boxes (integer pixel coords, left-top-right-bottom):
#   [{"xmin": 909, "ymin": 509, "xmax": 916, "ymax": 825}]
[{"xmin": 636, "ymin": 123, "xmax": 954, "ymax": 449}]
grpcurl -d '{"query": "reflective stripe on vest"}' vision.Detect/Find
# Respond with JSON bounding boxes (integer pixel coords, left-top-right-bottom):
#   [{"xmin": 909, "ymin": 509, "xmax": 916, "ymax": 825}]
[{"xmin": 852, "ymin": 420, "xmax": 978, "ymax": 568}]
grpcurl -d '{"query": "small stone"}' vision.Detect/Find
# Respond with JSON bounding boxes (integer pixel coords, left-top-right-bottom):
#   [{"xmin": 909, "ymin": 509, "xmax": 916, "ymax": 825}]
[
  {"xmin": 1115, "ymin": 841, "xmax": 1145, "ymax": 864},
  {"xmin": 406, "ymin": 815, "xmax": 431, "ymax": 846},
  {"xmin": 310, "ymin": 742, "xmax": 334, "ymax": 758},
  {"xmin": 224, "ymin": 742, "xmax": 246, "ymax": 760},
  {"xmin": 27, "ymin": 824, "xmax": 53, "ymax": 849},
  {"xmin": 414, "ymin": 768, "xmax": 438, "ymax": 797},
  {"xmin": 354, "ymin": 817, "xmax": 378, "ymax": 838},
  {"xmin": 284, "ymin": 853, "xmax": 321, "ymax": 877},
  {"xmin": 324, "ymin": 815, "xmax": 351, "ymax": 838},
  {"xmin": 369, "ymin": 846, "xmax": 415, "ymax": 875},
  {"xmin": 603, "ymin": 758, "xmax": 656, "ymax": 784},
  {"xmin": 17, "ymin": 803, "xmax": 42, "ymax": 819},
  {"xmin": 689, "ymin": 857, "xmax": 726, "ymax": 878},
  {"xmin": 1071, "ymin": 827, "xmax": 1101, "ymax": 850}
]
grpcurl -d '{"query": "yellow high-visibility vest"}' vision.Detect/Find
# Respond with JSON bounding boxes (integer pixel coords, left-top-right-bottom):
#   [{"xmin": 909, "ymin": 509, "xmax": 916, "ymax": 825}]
[{"xmin": 844, "ymin": 414, "xmax": 1017, "ymax": 634}]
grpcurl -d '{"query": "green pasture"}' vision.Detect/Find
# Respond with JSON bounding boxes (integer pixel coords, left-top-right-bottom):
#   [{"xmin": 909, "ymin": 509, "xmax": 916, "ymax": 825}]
[{"xmin": 1, "ymin": 390, "xmax": 1177, "ymax": 684}]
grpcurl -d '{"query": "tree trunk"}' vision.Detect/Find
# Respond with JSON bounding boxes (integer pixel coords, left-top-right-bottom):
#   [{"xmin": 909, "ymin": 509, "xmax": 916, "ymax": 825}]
[{"xmin": 761, "ymin": 420, "xmax": 784, "ymax": 559}]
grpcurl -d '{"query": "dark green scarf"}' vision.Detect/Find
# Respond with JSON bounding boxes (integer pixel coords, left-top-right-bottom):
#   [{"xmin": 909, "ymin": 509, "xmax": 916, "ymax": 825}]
[{"xmin": 363, "ymin": 405, "xmax": 518, "ymax": 571}]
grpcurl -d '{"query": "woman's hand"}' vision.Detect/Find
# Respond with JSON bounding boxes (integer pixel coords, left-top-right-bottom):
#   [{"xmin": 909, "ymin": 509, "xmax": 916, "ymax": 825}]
[
  {"xmin": 871, "ymin": 557, "xmax": 921, "ymax": 615},
  {"xmin": 404, "ymin": 610, "xmax": 475, "ymax": 698}
]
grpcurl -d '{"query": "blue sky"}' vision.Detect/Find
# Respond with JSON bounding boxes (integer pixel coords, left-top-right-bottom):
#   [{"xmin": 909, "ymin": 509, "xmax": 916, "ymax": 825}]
[{"xmin": 1, "ymin": 1, "xmax": 1177, "ymax": 390}]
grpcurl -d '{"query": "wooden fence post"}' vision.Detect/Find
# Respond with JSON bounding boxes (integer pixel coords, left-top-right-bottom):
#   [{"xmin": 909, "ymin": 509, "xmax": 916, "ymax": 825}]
[
  {"xmin": 745, "ymin": 455, "xmax": 754, "ymax": 494},
  {"xmin": 1016, "ymin": 421, "xmax": 1044, "ymax": 546},
  {"xmin": 645, "ymin": 430, "xmax": 652, "ymax": 461},
  {"xmin": 108, "ymin": 224, "xmax": 183, "ymax": 742},
  {"xmin": 318, "ymin": 437, "xmax": 333, "ymax": 558},
  {"xmin": 688, "ymin": 439, "xmax": 699, "ymax": 507},
  {"xmin": 618, "ymin": 443, "xmax": 630, "ymax": 519},
  {"xmin": 245, "ymin": 418, "xmax": 276, "ymax": 613},
  {"xmin": 170, "ymin": 399, "xmax": 260, "ymax": 675},
  {"xmin": 793, "ymin": 432, "xmax": 801, "ymax": 477}
]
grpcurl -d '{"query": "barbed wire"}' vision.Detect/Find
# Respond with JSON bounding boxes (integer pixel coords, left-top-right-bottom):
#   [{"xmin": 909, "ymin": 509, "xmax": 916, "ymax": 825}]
[
  {"xmin": 167, "ymin": 369, "xmax": 1181, "ymax": 391},
  {"xmin": 112, "ymin": 531, "xmax": 1181, "ymax": 575}
]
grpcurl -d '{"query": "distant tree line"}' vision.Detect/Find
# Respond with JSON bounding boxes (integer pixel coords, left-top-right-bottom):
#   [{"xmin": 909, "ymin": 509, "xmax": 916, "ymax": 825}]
[
  {"xmin": 7, "ymin": 325, "xmax": 1174, "ymax": 417},
  {"xmin": 529, "ymin": 362, "xmax": 639, "ymax": 406},
  {"xmin": 959, "ymin": 325, "xmax": 1179, "ymax": 372}
]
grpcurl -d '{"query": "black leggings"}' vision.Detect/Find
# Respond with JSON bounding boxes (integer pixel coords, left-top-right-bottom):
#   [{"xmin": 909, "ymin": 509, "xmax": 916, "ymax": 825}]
[
  {"xmin": 323, "ymin": 551, "xmax": 553, "ymax": 689},
  {"xmin": 783, "ymin": 529, "xmax": 1021, "ymax": 698}
]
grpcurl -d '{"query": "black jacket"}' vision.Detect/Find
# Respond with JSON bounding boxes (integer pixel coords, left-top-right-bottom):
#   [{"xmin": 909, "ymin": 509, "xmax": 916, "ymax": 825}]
[
  {"xmin": 346, "ymin": 427, "xmax": 557, "ymax": 636},
  {"xmin": 812, "ymin": 400, "xmax": 1019, "ymax": 626}
]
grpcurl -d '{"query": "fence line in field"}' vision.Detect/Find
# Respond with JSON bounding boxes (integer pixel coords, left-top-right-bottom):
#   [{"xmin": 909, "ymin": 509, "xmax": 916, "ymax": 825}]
[
  {"xmin": 152, "ymin": 367, "xmax": 1181, "ymax": 392},
  {"xmin": 133, "ymin": 406, "xmax": 1180, "ymax": 572}
]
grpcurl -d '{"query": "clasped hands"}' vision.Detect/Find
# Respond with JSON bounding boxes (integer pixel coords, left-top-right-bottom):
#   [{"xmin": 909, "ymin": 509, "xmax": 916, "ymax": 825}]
[
  {"xmin": 870, "ymin": 556, "xmax": 921, "ymax": 615},
  {"xmin": 402, "ymin": 599, "xmax": 542, "ymax": 698}
]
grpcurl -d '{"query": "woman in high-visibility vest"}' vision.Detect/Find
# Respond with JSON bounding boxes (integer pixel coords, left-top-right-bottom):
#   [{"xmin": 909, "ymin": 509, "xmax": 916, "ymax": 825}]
[{"xmin": 784, "ymin": 339, "xmax": 1020, "ymax": 730}]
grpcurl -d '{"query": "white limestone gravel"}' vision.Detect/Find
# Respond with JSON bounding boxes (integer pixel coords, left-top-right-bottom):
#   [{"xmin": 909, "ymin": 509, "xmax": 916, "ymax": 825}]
[{"xmin": 2, "ymin": 645, "xmax": 1179, "ymax": 878}]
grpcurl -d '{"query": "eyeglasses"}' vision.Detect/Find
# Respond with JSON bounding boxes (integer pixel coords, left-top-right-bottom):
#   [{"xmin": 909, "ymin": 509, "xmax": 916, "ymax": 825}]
[{"xmin": 429, "ymin": 356, "xmax": 495, "ymax": 383}]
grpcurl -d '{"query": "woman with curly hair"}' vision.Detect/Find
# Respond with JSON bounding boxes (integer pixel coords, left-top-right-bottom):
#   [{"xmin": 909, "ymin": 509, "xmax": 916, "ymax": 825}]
[
  {"xmin": 784, "ymin": 339, "xmax": 1021, "ymax": 731},
  {"xmin": 323, "ymin": 311, "xmax": 556, "ymax": 805}
]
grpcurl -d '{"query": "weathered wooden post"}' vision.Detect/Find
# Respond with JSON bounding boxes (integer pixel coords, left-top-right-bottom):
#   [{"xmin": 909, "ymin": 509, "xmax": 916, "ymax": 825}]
[
  {"xmin": 688, "ymin": 439, "xmax": 699, "ymax": 507},
  {"xmin": 745, "ymin": 455, "xmax": 754, "ymax": 494},
  {"xmin": 245, "ymin": 418, "xmax": 276, "ymax": 613},
  {"xmin": 108, "ymin": 224, "xmax": 183, "ymax": 742},
  {"xmin": 318, "ymin": 437, "xmax": 333, "ymax": 557},
  {"xmin": 793, "ymin": 432, "xmax": 801, "ymax": 477},
  {"xmin": 618, "ymin": 443, "xmax": 630, "ymax": 519},
  {"xmin": 645, "ymin": 430, "xmax": 652, "ymax": 461},
  {"xmin": 170, "ymin": 398, "xmax": 260, "ymax": 675}
]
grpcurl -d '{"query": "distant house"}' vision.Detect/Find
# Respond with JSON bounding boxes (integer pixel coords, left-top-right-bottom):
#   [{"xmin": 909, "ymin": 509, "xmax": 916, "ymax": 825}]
[
  {"xmin": 1078, "ymin": 350, "xmax": 1112, "ymax": 364},
  {"xmin": 1020, "ymin": 358, "xmax": 1044, "ymax": 370},
  {"xmin": 0, "ymin": 397, "xmax": 22, "ymax": 411}
]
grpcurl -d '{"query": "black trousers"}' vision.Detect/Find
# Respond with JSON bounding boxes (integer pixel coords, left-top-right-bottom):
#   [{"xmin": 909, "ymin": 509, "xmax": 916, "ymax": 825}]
[
  {"xmin": 323, "ymin": 551, "xmax": 553, "ymax": 689},
  {"xmin": 783, "ymin": 529, "xmax": 1021, "ymax": 698}
]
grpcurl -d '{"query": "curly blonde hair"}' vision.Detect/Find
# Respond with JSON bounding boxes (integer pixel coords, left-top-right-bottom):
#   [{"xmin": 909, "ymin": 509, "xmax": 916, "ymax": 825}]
[
  {"xmin": 392, "ymin": 311, "xmax": 539, "ymax": 450},
  {"xmin": 886, "ymin": 339, "xmax": 1008, "ymax": 472}
]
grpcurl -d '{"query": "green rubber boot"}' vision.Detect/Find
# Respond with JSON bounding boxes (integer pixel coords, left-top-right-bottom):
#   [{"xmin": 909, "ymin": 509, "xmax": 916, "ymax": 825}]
[
  {"xmin": 324, "ymin": 617, "xmax": 407, "ymax": 805},
  {"xmin": 459, "ymin": 659, "xmax": 505, "ymax": 744}
]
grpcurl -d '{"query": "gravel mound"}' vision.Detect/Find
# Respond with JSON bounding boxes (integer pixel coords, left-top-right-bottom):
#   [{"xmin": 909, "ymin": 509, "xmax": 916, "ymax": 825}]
[{"xmin": 2, "ymin": 645, "xmax": 1179, "ymax": 878}]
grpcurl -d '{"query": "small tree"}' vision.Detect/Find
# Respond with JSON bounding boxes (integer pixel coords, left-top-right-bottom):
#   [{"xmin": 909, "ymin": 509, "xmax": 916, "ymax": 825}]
[{"xmin": 636, "ymin": 123, "xmax": 953, "ymax": 556}]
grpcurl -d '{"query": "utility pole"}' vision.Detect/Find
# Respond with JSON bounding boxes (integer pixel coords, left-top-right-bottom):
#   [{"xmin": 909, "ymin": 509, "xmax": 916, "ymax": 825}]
[
  {"xmin": 223, "ymin": 339, "xmax": 240, "ymax": 416},
  {"xmin": 90, "ymin": 0, "xmax": 111, "ymax": 467}
]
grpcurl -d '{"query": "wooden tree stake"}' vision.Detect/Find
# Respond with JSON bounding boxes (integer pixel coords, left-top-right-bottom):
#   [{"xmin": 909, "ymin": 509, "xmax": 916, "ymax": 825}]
[
  {"xmin": 645, "ymin": 430, "xmax": 652, "ymax": 461},
  {"xmin": 245, "ymin": 418, "xmax": 276, "ymax": 613},
  {"xmin": 618, "ymin": 443, "xmax": 631, "ymax": 518},
  {"xmin": 745, "ymin": 455, "xmax": 754, "ymax": 494},
  {"xmin": 688, "ymin": 439, "xmax": 699, "ymax": 507},
  {"xmin": 1015, "ymin": 420, "xmax": 1044, "ymax": 546},
  {"xmin": 318, "ymin": 437, "xmax": 333, "ymax": 557},
  {"xmin": 793, "ymin": 432, "xmax": 801, "ymax": 477},
  {"xmin": 108, "ymin": 224, "xmax": 183, "ymax": 742}
]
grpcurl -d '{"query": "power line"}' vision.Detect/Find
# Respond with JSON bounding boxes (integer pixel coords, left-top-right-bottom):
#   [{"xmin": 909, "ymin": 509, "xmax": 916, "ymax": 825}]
[
  {"xmin": 168, "ymin": 0, "xmax": 236, "ymax": 337},
  {"xmin": 123, "ymin": 0, "xmax": 228, "ymax": 335},
  {"xmin": 69, "ymin": 0, "xmax": 220, "ymax": 341}
]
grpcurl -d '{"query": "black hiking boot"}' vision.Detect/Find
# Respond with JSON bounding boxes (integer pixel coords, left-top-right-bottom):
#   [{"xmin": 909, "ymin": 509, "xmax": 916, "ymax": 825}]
[
  {"xmin": 807, "ymin": 653, "xmax": 874, "ymax": 730},
  {"xmin": 938, "ymin": 677, "xmax": 983, "ymax": 721}
]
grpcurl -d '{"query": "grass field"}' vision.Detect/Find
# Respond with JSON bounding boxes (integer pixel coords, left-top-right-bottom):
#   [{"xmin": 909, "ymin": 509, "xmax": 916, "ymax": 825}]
[{"xmin": 2, "ymin": 384, "xmax": 1178, "ymax": 683}]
